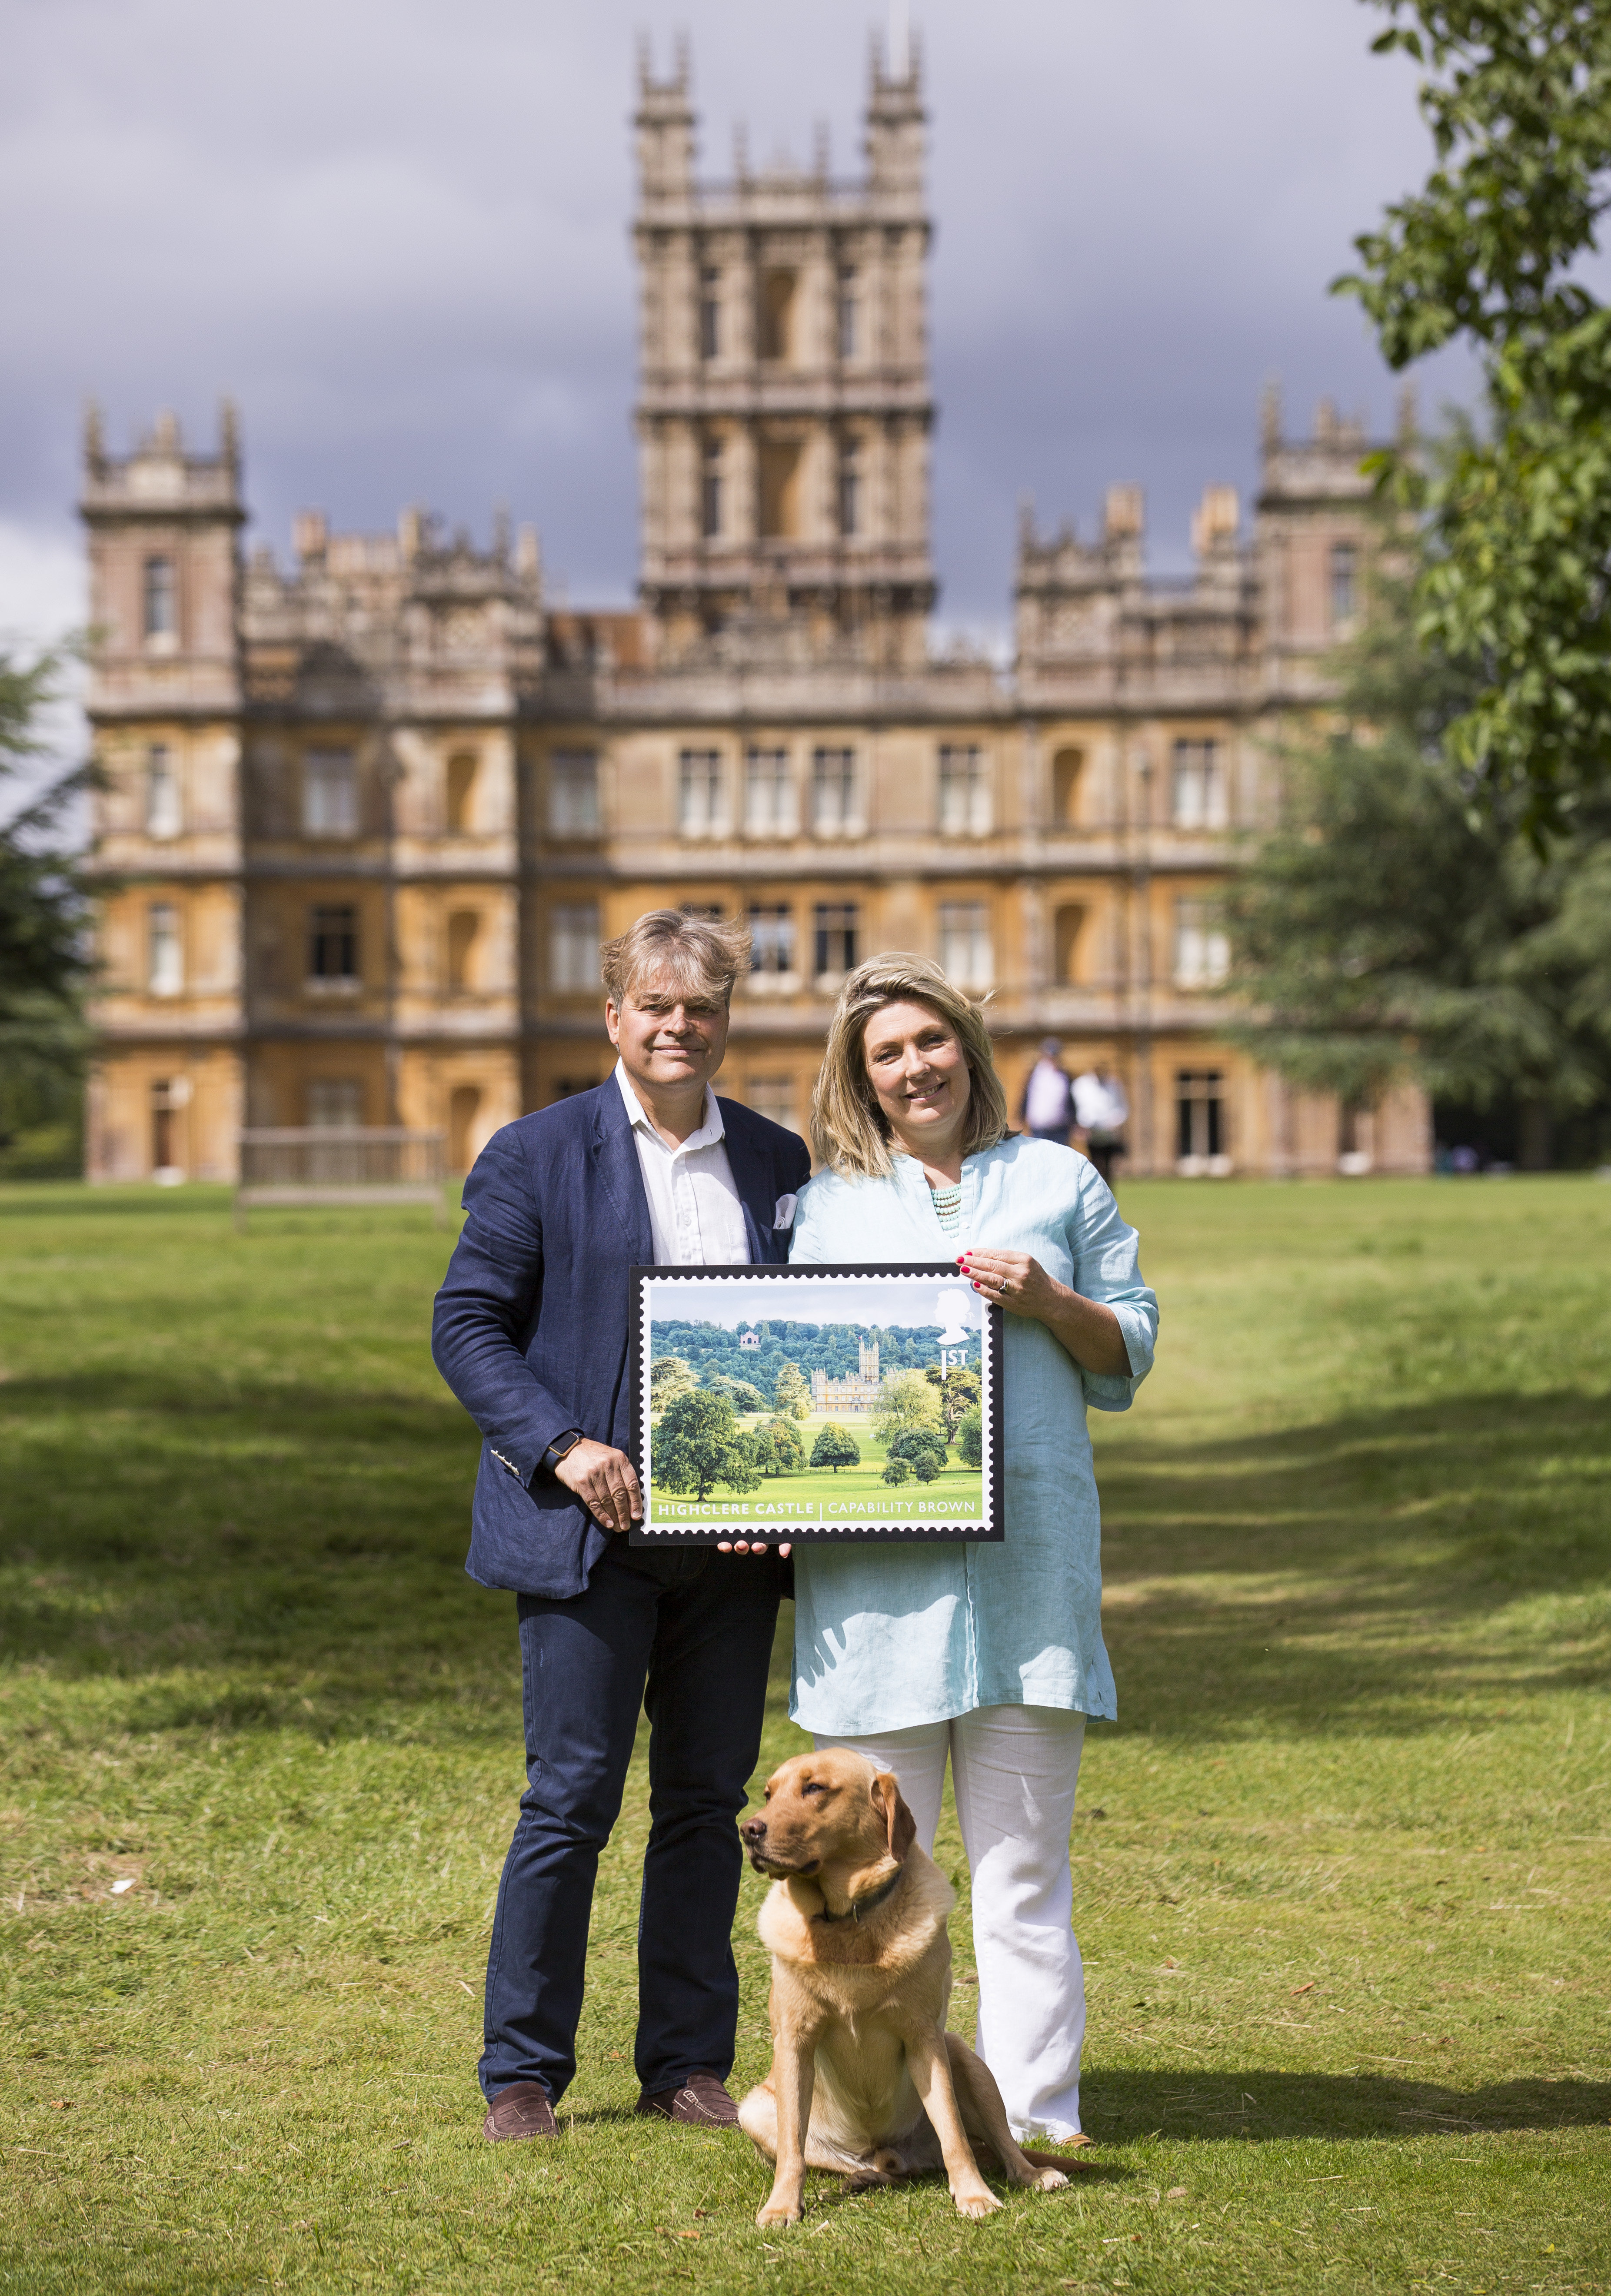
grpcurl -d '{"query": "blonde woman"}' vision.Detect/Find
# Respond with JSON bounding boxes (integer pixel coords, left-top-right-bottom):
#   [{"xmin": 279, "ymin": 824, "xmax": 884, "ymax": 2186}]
[{"xmin": 787, "ymin": 955, "xmax": 1158, "ymax": 2144}]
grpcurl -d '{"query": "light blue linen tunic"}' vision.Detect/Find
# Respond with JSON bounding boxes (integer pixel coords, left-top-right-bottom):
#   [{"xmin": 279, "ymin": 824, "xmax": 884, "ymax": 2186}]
[{"xmin": 788, "ymin": 1137, "xmax": 1158, "ymax": 1734}]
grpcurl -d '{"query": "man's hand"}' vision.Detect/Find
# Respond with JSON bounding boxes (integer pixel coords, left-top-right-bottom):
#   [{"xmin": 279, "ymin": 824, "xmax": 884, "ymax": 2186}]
[
  {"xmin": 716, "ymin": 1538, "xmax": 793, "ymax": 1559},
  {"xmin": 552, "ymin": 1439, "xmax": 642, "ymax": 1533}
]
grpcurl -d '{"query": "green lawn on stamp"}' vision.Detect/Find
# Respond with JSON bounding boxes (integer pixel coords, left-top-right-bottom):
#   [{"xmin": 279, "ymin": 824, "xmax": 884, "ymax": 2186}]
[
  {"xmin": 0, "ymin": 1175, "xmax": 1607, "ymax": 2294},
  {"xmin": 649, "ymin": 1411, "xmax": 984, "ymax": 1525}
]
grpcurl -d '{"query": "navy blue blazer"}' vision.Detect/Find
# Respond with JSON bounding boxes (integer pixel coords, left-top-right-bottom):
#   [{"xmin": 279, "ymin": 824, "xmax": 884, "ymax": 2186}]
[{"xmin": 431, "ymin": 1080, "xmax": 812, "ymax": 1599}]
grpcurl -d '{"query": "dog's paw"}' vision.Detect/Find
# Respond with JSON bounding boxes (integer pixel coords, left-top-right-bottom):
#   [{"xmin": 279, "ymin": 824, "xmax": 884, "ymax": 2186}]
[
  {"xmin": 1031, "ymin": 2167, "xmax": 1068, "ymax": 2191},
  {"xmin": 952, "ymin": 2184, "xmax": 1003, "ymax": 2220},
  {"xmin": 755, "ymin": 2200, "xmax": 804, "ymax": 2228}
]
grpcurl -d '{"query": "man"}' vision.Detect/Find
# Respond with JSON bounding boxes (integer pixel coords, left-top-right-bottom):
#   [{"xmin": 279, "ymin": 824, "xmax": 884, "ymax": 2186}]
[
  {"xmin": 1018, "ymin": 1037, "xmax": 1076, "ymax": 1146},
  {"xmin": 432, "ymin": 909, "xmax": 811, "ymax": 2143}
]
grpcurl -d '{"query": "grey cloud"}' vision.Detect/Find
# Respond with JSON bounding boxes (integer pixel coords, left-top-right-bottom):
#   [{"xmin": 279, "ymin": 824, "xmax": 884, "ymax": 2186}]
[{"xmin": 1, "ymin": 0, "xmax": 1470, "ymax": 629}]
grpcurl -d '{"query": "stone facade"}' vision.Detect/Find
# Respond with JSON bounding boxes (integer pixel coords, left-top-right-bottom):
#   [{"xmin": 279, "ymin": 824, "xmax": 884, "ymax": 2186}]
[
  {"xmin": 810, "ymin": 1337, "xmax": 882, "ymax": 1415},
  {"xmin": 81, "ymin": 38, "xmax": 1429, "ymax": 1184}
]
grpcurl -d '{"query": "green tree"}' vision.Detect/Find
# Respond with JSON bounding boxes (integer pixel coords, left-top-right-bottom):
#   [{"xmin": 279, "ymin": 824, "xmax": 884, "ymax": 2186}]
[
  {"xmin": 890, "ymin": 1427, "xmax": 949, "ymax": 1477},
  {"xmin": 810, "ymin": 1423, "xmax": 861, "ymax": 1475},
  {"xmin": 1224, "ymin": 584, "xmax": 1611, "ymax": 1157},
  {"xmin": 651, "ymin": 1389, "xmax": 760, "ymax": 1502},
  {"xmin": 707, "ymin": 1373, "xmax": 769, "ymax": 1415},
  {"xmin": 762, "ymin": 1416, "xmax": 806, "ymax": 1477},
  {"xmin": 649, "ymin": 1354, "xmax": 696, "ymax": 1409},
  {"xmin": 0, "ymin": 644, "xmax": 95, "ymax": 1179},
  {"xmin": 869, "ymin": 1369, "xmax": 942, "ymax": 1449},
  {"xmin": 1339, "ymin": 0, "xmax": 1611, "ymax": 828},
  {"xmin": 772, "ymin": 1360, "xmax": 812, "ymax": 1420},
  {"xmin": 956, "ymin": 1408, "xmax": 984, "ymax": 1470},
  {"xmin": 924, "ymin": 1363, "xmax": 981, "ymax": 1439},
  {"xmin": 881, "ymin": 1454, "xmax": 913, "ymax": 1487}
]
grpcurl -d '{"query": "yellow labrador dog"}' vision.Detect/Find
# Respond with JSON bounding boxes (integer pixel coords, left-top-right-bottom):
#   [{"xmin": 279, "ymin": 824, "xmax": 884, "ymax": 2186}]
[{"xmin": 737, "ymin": 1748, "xmax": 1078, "ymax": 2226}]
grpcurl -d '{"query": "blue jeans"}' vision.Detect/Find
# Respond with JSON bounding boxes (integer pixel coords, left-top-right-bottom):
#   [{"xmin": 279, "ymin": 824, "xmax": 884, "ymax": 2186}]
[{"xmin": 479, "ymin": 1545, "xmax": 780, "ymax": 2105}]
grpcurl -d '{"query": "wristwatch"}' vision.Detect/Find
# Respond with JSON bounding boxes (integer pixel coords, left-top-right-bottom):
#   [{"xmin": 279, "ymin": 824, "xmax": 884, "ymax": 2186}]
[{"xmin": 540, "ymin": 1428, "xmax": 586, "ymax": 1477}]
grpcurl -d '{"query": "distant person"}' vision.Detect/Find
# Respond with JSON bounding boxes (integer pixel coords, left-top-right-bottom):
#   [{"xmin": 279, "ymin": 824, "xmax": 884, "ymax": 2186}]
[
  {"xmin": 785, "ymin": 953, "xmax": 1158, "ymax": 2145},
  {"xmin": 1019, "ymin": 1037, "xmax": 1076, "ymax": 1146},
  {"xmin": 1072, "ymin": 1068, "xmax": 1129, "ymax": 1185},
  {"xmin": 432, "ymin": 910, "xmax": 810, "ymax": 2145}
]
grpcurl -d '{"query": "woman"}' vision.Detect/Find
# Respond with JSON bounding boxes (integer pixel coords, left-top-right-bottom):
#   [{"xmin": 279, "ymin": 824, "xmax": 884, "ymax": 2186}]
[{"xmin": 787, "ymin": 954, "xmax": 1157, "ymax": 2144}]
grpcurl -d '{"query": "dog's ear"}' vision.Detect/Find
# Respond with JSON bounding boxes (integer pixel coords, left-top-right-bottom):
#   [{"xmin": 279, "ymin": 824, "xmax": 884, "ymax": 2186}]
[{"xmin": 870, "ymin": 1772, "xmax": 917, "ymax": 1862}]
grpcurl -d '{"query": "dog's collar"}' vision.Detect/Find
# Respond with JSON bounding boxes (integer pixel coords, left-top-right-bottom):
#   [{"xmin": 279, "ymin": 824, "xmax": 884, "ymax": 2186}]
[{"xmin": 814, "ymin": 1867, "xmax": 905, "ymax": 1925}]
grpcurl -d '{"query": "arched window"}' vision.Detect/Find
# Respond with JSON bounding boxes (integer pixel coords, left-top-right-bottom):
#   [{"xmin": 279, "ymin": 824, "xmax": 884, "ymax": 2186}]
[
  {"xmin": 1051, "ymin": 747, "xmax": 1084, "ymax": 826},
  {"xmin": 447, "ymin": 909, "xmax": 480, "ymax": 993},
  {"xmin": 445, "ymin": 752, "xmax": 478, "ymax": 834}
]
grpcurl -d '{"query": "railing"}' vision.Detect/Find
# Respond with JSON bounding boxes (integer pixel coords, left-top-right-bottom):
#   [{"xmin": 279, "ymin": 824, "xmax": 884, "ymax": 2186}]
[{"xmin": 234, "ymin": 1128, "xmax": 447, "ymax": 1229}]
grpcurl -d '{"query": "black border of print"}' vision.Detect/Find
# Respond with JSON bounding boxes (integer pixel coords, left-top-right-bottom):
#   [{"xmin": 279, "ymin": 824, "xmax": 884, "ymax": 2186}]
[{"xmin": 627, "ymin": 1263, "xmax": 1004, "ymax": 1545}]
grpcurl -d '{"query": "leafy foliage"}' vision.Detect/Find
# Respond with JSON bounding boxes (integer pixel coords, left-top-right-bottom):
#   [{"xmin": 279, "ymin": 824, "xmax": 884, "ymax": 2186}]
[
  {"xmin": 0, "ymin": 644, "xmax": 93, "ymax": 1177},
  {"xmin": 1224, "ymin": 582, "xmax": 1611, "ymax": 1125},
  {"xmin": 705, "ymin": 1372, "xmax": 769, "ymax": 1414},
  {"xmin": 924, "ymin": 1362, "xmax": 981, "ymax": 1438},
  {"xmin": 771, "ymin": 1359, "xmax": 811, "ymax": 1419},
  {"xmin": 1339, "ymin": 1, "xmax": 1611, "ymax": 827},
  {"xmin": 648, "ymin": 1354, "xmax": 696, "ymax": 1407},
  {"xmin": 888, "ymin": 1426, "xmax": 949, "ymax": 1479},
  {"xmin": 956, "ymin": 1406, "xmax": 984, "ymax": 1470},
  {"xmin": 809, "ymin": 1422, "xmax": 861, "ymax": 1474},
  {"xmin": 759, "ymin": 1415, "xmax": 806, "ymax": 1477},
  {"xmin": 880, "ymin": 1454, "xmax": 913, "ymax": 1486},
  {"xmin": 868, "ymin": 1368, "xmax": 942, "ymax": 1449},
  {"xmin": 649, "ymin": 1388, "xmax": 759, "ymax": 1500}
]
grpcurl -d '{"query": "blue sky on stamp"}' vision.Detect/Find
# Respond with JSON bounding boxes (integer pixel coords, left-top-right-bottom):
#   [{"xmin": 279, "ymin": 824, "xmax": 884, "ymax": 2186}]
[{"xmin": 0, "ymin": 0, "xmax": 1471, "ymax": 669}]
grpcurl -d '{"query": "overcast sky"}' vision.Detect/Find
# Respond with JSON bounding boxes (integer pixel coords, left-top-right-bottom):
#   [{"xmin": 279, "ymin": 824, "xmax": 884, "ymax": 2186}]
[{"xmin": 1, "ymin": 0, "xmax": 1469, "ymax": 669}]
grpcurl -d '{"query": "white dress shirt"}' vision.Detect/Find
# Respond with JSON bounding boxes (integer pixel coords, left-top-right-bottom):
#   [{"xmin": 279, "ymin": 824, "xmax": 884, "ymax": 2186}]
[{"xmin": 614, "ymin": 1061, "xmax": 751, "ymax": 1266}]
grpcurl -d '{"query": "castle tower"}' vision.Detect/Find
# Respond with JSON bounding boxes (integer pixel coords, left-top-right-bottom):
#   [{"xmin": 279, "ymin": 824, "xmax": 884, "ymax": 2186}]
[
  {"xmin": 80, "ymin": 406, "xmax": 246, "ymax": 1180},
  {"xmin": 859, "ymin": 1334, "xmax": 879, "ymax": 1382},
  {"xmin": 632, "ymin": 35, "xmax": 936, "ymax": 666}
]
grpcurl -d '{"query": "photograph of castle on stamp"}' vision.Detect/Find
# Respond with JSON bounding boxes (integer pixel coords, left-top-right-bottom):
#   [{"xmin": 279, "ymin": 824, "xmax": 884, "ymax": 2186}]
[{"xmin": 628, "ymin": 1264, "xmax": 1003, "ymax": 1542}]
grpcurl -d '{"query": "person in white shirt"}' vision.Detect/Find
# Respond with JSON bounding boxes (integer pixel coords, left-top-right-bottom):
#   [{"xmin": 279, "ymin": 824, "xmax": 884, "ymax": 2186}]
[
  {"xmin": 1018, "ymin": 1038, "xmax": 1076, "ymax": 1145},
  {"xmin": 1072, "ymin": 1070, "xmax": 1130, "ymax": 1184},
  {"xmin": 433, "ymin": 912, "xmax": 810, "ymax": 2145}
]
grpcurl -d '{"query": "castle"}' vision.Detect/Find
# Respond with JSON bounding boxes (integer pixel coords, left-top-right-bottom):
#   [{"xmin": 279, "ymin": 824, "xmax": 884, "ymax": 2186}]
[
  {"xmin": 811, "ymin": 1336, "xmax": 882, "ymax": 1415},
  {"xmin": 79, "ymin": 36, "xmax": 1429, "ymax": 1183}
]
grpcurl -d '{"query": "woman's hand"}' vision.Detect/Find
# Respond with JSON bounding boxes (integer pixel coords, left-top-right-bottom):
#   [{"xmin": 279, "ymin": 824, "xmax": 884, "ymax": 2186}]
[
  {"xmin": 960, "ymin": 1249, "xmax": 1132, "ymax": 1379},
  {"xmin": 716, "ymin": 1539, "xmax": 793, "ymax": 1559}
]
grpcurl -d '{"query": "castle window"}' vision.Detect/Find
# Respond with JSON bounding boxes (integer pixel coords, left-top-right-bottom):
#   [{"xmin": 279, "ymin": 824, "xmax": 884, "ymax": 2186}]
[
  {"xmin": 1176, "ymin": 1069, "xmax": 1230, "ymax": 1173},
  {"xmin": 679, "ymin": 749, "xmax": 725, "ymax": 837},
  {"xmin": 1172, "ymin": 739, "xmax": 1227, "ymax": 831},
  {"xmin": 549, "ymin": 750, "xmax": 599, "ymax": 835},
  {"xmin": 811, "ymin": 748, "xmax": 858, "ymax": 836},
  {"xmin": 307, "ymin": 1077, "xmax": 363, "ymax": 1128},
  {"xmin": 838, "ymin": 439, "xmax": 860, "ymax": 538},
  {"xmin": 303, "ymin": 748, "xmax": 358, "ymax": 838},
  {"xmin": 445, "ymin": 751, "xmax": 478, "ymax": 834},
  {"xmin": 142, "ymin": 556, "xmax": 175, "ymax": 639},
  {"xmin": 1173, "ymin": 897, "xmax": 1229, "ymax": 989},
  {"xmin": 308, "ymin": 903, "xmax": 359, "ymax": 986},
  {"xmin": 447, "ymin": 908, "xmax": 480, "ymax": 993},
  {"xmin": 701, "ymin": 438, "xmax": 723, "ymax": 539},
  {"xmin": 146, "ymin": 744, "xmax": 181, "ymax": 839},
  {"xmin": 939, "ymin": 901, "xmax": 993, "ymax": 990},
  {"xmin": 1331, "ymin": 541, "xmax": 1358, "ymax": 628},
  {"xmin": 748, "ymin": 903, "xmax": 795, "ymax": 976},
  {"xmin": 549, "ymin": 901, "xmax": 600, "ymax": 992},
  {"xmin": 813, "ymin": 901, "xmax": 859, "ymax": 983},
  {"xmin": 837, "ymin": 267, "xmax": 858, "ymax": 361},
  {"xmin": 147, "ymin": 902, "xmax": 182, "ymax": 997},
  {"xmin": 745, "ymin": 747, "xmax": 794, "ymax": 836},
  {"xmin": 760, "ymin": 268, "xmax": 797, "ymax": 362},
  {"xmin": 938, "ymin": 745, "xmax": 990, "ymax": 835},
  {"xmin": 699, "ymin": 266, "xmax": 721, "ymax": 362}
]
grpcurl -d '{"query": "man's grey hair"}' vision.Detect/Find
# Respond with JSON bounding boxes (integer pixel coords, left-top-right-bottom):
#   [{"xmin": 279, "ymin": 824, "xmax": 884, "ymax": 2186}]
[{"xmin": 599, "ymin": 908, "xmax": 752, "ymax": 1010}]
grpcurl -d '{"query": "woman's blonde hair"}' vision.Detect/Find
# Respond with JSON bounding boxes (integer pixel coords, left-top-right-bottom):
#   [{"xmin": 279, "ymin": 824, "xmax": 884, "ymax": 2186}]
[{"xmin": 810, "ymin": 953, "xmax": 1010, "ymax": 1179}]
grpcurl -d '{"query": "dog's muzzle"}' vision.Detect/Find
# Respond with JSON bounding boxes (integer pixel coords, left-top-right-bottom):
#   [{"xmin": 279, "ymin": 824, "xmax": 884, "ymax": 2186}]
[{"xmin": 740, "ymin": 1817, "xmax": 819, "ymax": 1877}]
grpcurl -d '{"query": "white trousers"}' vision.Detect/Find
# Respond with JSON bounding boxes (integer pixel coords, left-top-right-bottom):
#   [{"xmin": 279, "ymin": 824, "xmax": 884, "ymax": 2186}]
[{"xmin": 813, "ymin": 1704, "xmax": 1087, "ymax": 2140}]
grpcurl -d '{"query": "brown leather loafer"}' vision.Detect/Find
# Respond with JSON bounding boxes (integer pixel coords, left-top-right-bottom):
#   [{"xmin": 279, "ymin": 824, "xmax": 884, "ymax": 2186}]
[
  {"xmin": 482, "ymin": 2080, "xmax": 558, "ymax": 2141},
  {"xmin": 635, "ymin": 2071, "xmax": 739, "ymax": 2128}
]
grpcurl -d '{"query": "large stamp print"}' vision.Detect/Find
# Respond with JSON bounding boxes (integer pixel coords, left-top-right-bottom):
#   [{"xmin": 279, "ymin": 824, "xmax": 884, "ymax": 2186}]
[{"xmin": 628, "ymin": 1263, "xmax": 1003, "ymax": 1545}]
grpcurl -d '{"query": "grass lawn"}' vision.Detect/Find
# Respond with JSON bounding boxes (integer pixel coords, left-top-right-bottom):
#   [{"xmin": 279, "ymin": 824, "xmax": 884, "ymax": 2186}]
[
  {"xmin": 650, "ymin": 1410, "xmax": 984, "ymax": 1527},
  {"xmin": 1, "ymin": 1175, "xmax": 1608, "ymax": 2294}
]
